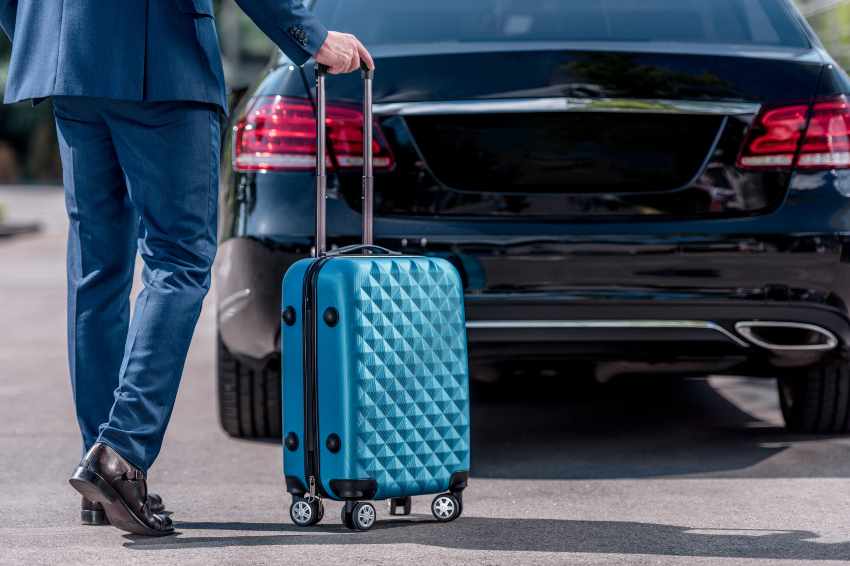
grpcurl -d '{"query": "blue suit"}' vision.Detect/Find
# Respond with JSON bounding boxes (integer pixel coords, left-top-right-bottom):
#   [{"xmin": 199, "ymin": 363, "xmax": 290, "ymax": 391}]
[
  {"xmin": 0, "ymin": 0, "xmax": 327, "ymax": 471},
  {"xmin": 1, "ymin": 0, "xmax": 327, "ymax": 108}
]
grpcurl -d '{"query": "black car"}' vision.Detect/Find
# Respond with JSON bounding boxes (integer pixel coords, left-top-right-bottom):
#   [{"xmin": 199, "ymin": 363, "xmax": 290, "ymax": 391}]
[{"xmin": 216, "ymin": 0, "xmax": 850, "ymax": 438}]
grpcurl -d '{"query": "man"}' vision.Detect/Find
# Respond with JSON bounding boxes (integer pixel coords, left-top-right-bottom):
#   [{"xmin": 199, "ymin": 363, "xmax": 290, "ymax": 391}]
[{"xmin": 0, "ymin": 0, "xmax": 372, "ymax": 537}]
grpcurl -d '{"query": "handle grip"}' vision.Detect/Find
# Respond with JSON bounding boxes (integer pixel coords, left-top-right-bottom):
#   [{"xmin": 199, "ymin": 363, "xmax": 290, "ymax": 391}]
[
  {"xmin": 327, "ymin": 244, "xmax": 399, "ymax": 257},
  {"xmin": 361, "ymin": 62, "xmax": 374, "ymax": 79},
  {"xmin": 316, "ymin": 62, "xmax": 372, "ymax": 76}
]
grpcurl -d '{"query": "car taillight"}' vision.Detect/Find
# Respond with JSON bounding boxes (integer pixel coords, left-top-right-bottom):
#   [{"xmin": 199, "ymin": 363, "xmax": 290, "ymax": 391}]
[
  {"xmin": 233, "ymin": 95, "xmax": 394, "ymax": 172},
  {"xmin": 797, "ymin": 98, "xmax": 850, "ymax": 169},
  {"xmin": 738, "ymin": 96, "xmax": 850, "ymax": 171}
]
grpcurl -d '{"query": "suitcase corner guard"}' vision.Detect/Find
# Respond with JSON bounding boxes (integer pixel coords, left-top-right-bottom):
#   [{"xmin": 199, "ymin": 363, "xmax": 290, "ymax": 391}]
[
  {"xmin": 449, "ymin": 471, "xmax": 469, "ymax": 493},
  {"xmin": 285, "ymin": 475, "xmax": 308, "ymax": 496},
  {"xmin": 328, "ymin": 479, "xmax": 378, "ymax": 500}
]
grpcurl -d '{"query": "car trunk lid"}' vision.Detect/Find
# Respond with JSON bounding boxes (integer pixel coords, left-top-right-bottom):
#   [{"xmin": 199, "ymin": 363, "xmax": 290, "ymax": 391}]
[{"xmin": 322, "ymin": 45, "xmax": 824, "ymax": 219}]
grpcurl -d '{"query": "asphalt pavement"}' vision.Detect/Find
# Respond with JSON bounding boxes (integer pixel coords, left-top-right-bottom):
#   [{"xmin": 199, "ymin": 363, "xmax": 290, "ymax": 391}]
[{"xmin": 1, "ymin": 186, "xmax": 849, "ymax": 565}]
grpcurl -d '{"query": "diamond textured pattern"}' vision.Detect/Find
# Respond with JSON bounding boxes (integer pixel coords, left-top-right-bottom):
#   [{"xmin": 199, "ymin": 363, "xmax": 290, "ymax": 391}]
[{"xmin": 352, "ymin": 258, "xmax": 470, "ymax": 497}]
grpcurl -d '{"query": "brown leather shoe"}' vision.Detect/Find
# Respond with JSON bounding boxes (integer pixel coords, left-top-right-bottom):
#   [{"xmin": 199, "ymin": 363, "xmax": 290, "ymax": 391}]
[
  {"xmin": 70, "ymin": 443, "xmax": 173, "ymax": 536},
  {"xmin": 81, "ymin": 492, "xmax": 166, "ymax": 526}
]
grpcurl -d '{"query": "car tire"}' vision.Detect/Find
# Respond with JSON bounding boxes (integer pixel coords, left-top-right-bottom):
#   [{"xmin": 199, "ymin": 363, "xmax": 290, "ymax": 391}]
[
  {"xmin": 218, "ymin": 335, "xmax": 282, "ymax": 439},
  {"xmin": 778, "ymin": 361, "xmax": 850, "ymax": 434}
]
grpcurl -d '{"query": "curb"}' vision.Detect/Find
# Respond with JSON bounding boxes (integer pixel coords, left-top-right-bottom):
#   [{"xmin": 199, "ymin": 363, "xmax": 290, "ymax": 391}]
[{"xmin": 0, "ymin": 222, "xmax": 42, "ymax": 238}]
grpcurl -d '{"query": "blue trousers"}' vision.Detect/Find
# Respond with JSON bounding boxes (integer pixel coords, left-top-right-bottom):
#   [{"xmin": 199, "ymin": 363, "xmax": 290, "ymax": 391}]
[{"xmin": 54, "ymin": 97, "xmax": 221, "ymax": 472}]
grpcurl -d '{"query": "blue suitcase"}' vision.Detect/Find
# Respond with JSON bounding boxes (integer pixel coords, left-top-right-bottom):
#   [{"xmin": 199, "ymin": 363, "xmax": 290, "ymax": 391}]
[{"xmin": 281, "ymin": 64, "xmax": 470, "ymax": 531}]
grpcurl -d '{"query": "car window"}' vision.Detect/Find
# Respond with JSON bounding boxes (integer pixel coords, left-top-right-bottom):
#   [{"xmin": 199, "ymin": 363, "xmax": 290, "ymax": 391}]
[{"xmin": 313, "ymin": 0, "xmax": 810, "ymax": 48}]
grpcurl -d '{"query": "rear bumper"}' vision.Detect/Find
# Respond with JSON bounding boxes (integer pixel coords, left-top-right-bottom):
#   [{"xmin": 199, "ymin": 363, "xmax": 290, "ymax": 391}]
[
  {"xmin": 464, "ymin": 298, "xmax": 850, "ymax": 375},
  {"xmin": 215, "ymin": 230, "xmax": 850, "ymax": 376}
]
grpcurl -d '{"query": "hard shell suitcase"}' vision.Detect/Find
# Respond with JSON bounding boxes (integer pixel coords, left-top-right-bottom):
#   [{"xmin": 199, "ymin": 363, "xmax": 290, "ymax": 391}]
[{"xmin": 281, "ymin": 64, "xmax": 470, "ymax": 531}]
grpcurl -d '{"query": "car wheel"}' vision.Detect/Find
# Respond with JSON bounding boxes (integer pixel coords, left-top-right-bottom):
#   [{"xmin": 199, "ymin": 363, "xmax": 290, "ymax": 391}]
[
  {"xmin": 778, "ymin": 361, "xmax": 850, "ymax": 434},
  {"xmin": 218, "ymin": 334, "xmax": 282, "ymax": 439}
]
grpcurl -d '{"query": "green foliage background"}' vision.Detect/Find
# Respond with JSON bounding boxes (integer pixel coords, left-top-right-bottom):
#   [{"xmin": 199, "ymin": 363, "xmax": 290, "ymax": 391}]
[{"xmin": 804, "ymin": 0, "xmax": 850, "ymax": 68}]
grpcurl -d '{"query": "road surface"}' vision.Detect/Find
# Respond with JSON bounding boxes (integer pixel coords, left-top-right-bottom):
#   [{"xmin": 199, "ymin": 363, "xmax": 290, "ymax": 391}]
[{"xmin": 1, "ymin": 186, "xmax": 849, "ymax": 565}]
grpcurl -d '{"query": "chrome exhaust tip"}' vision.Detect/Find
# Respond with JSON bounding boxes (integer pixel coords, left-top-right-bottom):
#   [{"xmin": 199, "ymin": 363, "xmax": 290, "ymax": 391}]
[{"xmin": 734, "ymin": 321, "xmax": 839, "ymax": 352}]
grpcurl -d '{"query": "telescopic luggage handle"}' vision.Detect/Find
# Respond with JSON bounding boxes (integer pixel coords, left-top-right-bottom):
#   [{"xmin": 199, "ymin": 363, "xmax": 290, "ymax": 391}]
[{"xmin": 314, "ymin": 63, "xmax": 375, "ymax": 257}]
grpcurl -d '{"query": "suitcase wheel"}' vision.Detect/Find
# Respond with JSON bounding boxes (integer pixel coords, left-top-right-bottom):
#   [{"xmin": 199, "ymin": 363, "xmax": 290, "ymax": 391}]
[
  {"xmin": 342, "ymin": 501, "xmax": 376, "ymax": 531},
  {"xmin": 431, "ymin": 493, "xmax": 462, "ymax": 523},
  {"xmin": 290, "ymin": 496, "xmax": 323, "ymax": 527},
  {"xmin": 389, "ymin": 496, "xmax": 412, "ymax": 516}
]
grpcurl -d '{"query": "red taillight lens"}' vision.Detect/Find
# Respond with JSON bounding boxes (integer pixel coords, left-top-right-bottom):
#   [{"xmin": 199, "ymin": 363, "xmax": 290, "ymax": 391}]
[
  {"xmin": 797, "ymin": 98, "xmax": 850, "ymax": 169},
  {"xmin": 737, "ymin": 104, "xmax": 808, "ymax": 169},
  {"xmin": 737, "ymin": 96, "xmax": 850, "ymax": 171},
  {"xmin": 233, "ymin": 95, "xmax": 394, "ymax": 172}
]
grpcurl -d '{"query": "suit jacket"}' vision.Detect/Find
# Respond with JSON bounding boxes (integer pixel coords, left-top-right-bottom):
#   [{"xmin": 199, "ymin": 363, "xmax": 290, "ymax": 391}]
[{"xmin": 0, "ymin": 0, "xmax": 327, "ymax": 110}]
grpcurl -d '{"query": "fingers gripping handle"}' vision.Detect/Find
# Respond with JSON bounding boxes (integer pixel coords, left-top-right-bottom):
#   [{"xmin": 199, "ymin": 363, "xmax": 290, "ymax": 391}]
[{"xmin": 314, "ymin": 64, "xmax": 374, "ymax": 257}]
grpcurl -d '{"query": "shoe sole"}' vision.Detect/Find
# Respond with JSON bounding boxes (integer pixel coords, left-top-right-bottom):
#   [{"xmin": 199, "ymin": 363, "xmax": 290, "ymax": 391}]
[
  {"xmin": 81, "ymin": 505, "xmax": 163, "ymax": 525},
  {"xmin": 69, "ymin": 467, "xmax": 174, "ymax": 537}
]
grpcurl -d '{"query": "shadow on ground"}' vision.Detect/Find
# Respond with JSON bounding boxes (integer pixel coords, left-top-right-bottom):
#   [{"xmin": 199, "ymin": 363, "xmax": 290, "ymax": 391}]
[
  {"xmin": 231, "ymin": 375, "xmax": 850, "ymax": 480},
  {"xmin": 123, "ymin": 517, "xmax": 847, "ymax": 560},
  {"xmin": 470, "ymin": 375, "xmax": 849, "ymax": 480},
  {"xmin": 122, "ymin": 376, "xmax": 850, "ymax": 559},
  {"xmin": 124, "ymin": 378, "xmax": 850, "ymax": 561}
]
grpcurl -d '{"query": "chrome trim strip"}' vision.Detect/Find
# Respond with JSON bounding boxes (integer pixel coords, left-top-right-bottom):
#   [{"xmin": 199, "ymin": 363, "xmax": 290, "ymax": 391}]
[
  {"xmin": 466, "ymin": 320, "xmax": 750, "ymax": 348},
  {"xmin": 734, "ymin": 321, "xmax": 839, "ymax": 352},
  {"xmin": 374, "ymin": 98, "xmax": 761, "ymax": 117}
]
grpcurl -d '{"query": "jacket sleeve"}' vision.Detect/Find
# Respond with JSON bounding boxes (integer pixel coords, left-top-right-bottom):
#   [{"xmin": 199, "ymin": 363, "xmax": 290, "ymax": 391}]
[
  {"xmin": 234, "ymin": 0, "xmax": 328, "ymax": 66},
  {"xmin": 0, "ymin": 0, "xmax": 16, "ymax": 42}
]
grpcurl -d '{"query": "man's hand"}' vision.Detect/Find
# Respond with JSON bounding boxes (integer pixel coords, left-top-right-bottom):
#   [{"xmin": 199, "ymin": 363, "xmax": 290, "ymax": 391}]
[{"xmin": 315, "ymin": 31, "xmax": 374, "ymax": 74}]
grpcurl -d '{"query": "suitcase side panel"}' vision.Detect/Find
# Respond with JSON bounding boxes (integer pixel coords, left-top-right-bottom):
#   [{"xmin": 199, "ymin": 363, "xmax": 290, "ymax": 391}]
[
  {"xmin": 281, "ymin": 258, "xmax": 316, "ymax": 490},
  {"xmin": 316, "ymin": 256, "xmax": 470, "ymax": 500},
  {"xmin": 314, "ymin": 262, "xmax": 358, "ymax": 499}
]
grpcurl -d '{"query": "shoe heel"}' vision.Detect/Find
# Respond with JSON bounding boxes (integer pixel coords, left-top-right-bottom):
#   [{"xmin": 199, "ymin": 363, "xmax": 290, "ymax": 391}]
[
  {"xmin": 81, "ymin": 508, "xmax": 109, "ymax": 526},
  {"xmin": 69, "ymin": 467, "xmax": 118, "ymax": 504}
]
